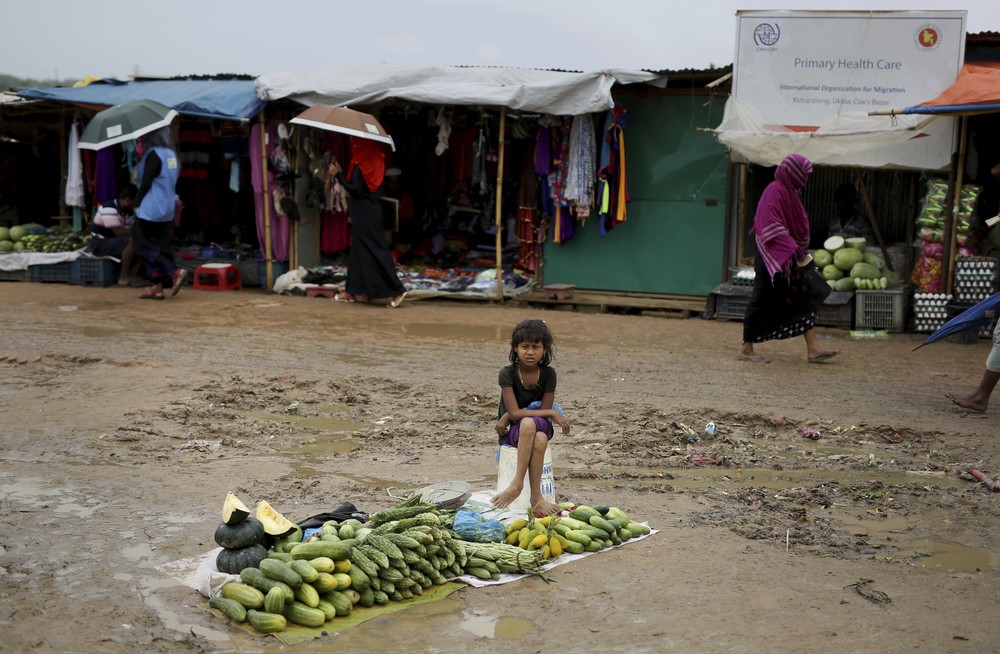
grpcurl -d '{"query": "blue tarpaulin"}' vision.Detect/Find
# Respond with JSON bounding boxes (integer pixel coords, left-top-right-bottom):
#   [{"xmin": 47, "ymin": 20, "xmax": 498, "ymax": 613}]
[{"xmin": 17, "ymin": 79, "xmax": 265, "ymax": 122}]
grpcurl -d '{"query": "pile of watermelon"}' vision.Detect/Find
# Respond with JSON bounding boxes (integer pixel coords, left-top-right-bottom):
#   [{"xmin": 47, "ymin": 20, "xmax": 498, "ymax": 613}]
[{"xmin": 814, "ymin": 236, "xmax": 898, "ymax": 292}]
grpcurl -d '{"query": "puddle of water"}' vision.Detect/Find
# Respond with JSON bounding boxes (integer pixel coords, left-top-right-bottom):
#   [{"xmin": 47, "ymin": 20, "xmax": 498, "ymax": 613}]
[
  {"xmin": 573, "ymin": 467, "xmax": 965, "ymax": 492},
  {"xmin": 402, "ymin": 323, "xmax": 507, "ymax": 340},
  {"xmin": 230, "ymin": 409, "xmax": 362, "ymax": 433},
  {"xmin": 77, "ymin": 326, "xmax": 129, "ymax": 338},
  {"xmin": 285, "ymin": 435, "xmax": 355, "ymax": 453},
  {"xmin": 459, "ymin": 612, "xmax": 535, "ymax": 639},
  {"xmin": 822, "ymin": 506, "xmax": 999, "ymax": 572},
  {"xmin": 138, "ymin": 575, "xmax": 232, "ymax": 643}
]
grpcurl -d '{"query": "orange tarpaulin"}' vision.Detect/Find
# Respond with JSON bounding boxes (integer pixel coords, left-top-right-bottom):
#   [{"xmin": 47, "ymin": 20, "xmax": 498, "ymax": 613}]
[{"xmin": 912, "ymin": 61, "xmax": 1000, "ymax": 115}]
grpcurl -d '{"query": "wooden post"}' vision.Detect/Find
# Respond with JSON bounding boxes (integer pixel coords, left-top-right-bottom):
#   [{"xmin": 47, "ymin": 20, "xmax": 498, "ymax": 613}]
[
  {"xmin": 735, "ymin": 161, "xmax": 748, "ymax": 264},
  {"xmin": 944, "ymin": 116, "xmax": 969, "ymax": 296},
  {"xmin": 855, "ymin": 173, "xmax": 894, "ymax": 272},
  {"xmin": 259, "ymin": 112, "xmax": 274, "ymax": 292},
  {"xmin": 494, "ymin": 107, "xmax": 506, "ymax": 302}
]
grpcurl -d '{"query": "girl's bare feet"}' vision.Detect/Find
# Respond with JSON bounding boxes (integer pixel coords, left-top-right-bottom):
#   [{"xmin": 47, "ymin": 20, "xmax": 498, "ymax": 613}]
[
  {"xmin": 491, "ymin": 485, "xmax": 521, "ymax": 509},
  {"xmin": 531, "ymin": 498, "xmax": 561, "ymax": 516}
]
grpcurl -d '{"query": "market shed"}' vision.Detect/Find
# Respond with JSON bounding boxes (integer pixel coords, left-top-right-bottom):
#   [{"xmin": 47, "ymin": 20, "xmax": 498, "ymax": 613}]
[
  {"xmin": 18, "ymin": 79, "xmax": 266, "ymax": 122},
  {"xmin": 256, "ymin": 65, "xmax": 728, "ymax": 307}
]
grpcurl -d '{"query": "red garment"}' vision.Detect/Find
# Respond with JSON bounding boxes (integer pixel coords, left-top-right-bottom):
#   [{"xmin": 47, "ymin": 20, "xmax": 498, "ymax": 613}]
[{"xmin": 348, "ymin": 137, "xmax": 386, "ymax": 192}]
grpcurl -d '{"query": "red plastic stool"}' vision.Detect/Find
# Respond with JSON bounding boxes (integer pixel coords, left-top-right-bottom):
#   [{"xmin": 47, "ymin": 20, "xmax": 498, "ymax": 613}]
[
  {"xmin": 306, "ymin": 286, "xmax": 338, "ymax": 299},
  {"xmin": 194, "ymin": 263, "xmax": 242, "ymax": 291}
]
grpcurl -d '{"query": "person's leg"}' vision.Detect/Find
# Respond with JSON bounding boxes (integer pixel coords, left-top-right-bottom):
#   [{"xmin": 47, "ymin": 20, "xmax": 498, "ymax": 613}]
[
  {"xmin": 947, "ymin": 325, "xmax": 1000, "ymax": 411},
  {"xmin": 119, "ymin": 241, "xmax": 137, "ymax": 284},
  {"xmin": 804, "ymin": 328, "xmax": 838, "ymax": 361},
  {"xmin": 526, "ymin": 431, "xmax": 559, "ymax": 516},
  {"xmin": 946, "ymin": 370, "xmax": 1000, "ymax": 412},
  {"xmin": 739, "ymin": 341, "xmax": 769, "ymax": 362},
  {"xmin": 491, "ymin": 417, "xmax": 536, "ymax": 508}
]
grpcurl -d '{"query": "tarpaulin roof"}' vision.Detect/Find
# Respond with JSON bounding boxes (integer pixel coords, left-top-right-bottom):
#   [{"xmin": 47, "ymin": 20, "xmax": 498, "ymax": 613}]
[
  {"xmin": 17, "ymin": 79, "xmax": 265, "ymax": 121},
  {"xmin": 255, "ymin": 65, "xmax": 666, "ymax": 116},
  {"xmin": 711, "ymin": 96, "xmax": 952, "ymax": 169},
  {"xmin": 901, "ymin": 62, "xmax": 1000, "ymax": 116}
]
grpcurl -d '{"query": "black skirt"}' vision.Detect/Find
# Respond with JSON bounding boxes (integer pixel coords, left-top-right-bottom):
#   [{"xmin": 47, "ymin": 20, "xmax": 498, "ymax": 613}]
[{"xmin": 743, "ymin": 256, "xmax": 830, "ymax": 343}]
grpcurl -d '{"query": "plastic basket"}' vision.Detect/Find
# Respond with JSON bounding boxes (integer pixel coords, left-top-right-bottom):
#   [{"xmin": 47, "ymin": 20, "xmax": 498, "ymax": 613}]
[
  {"xmin": 816, "ymin": 295, "xmax": 854, "ymax": 329},
  {"xmin": 0, "ymin": 267, "xmax": 29, "ymax": 282},
  {"xmin": 855, "ymin": 286, "xmax": 909, "ymax": 332},
  {"xmin": 714, "ymin": 292, "xmax": 750, "ymax": 321},
  {"xmin": 73, "ymin": 258, "xmax": 120, "ymax": 287},
  {"xmin": 29, "ymin": 262, "xmax": 74, "ymax": 283}
]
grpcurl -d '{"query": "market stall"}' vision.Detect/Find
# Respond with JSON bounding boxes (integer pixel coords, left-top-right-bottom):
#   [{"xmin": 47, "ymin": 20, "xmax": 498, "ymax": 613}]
[
  {"xmin": 160, "ymin": 489, "xmax": 654, "ymax": 644},
  {"xmin": 253, "ymin": 65, "xmax": 667, "ymax": 300}
]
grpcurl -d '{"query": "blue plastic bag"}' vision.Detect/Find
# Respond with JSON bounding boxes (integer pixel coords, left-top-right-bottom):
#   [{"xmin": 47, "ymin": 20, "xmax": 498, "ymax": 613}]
[
  {"xmin": 526, "ymin": 400, "xmax": 563, "ymax": 424},
  {"xmin": 452, "ymin": 509, "xmax": 506, "ymax": 543}
]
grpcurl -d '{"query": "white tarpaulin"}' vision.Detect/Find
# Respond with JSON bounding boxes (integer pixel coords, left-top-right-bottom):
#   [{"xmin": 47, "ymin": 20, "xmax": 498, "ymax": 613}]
[
  {"xmin": 255, "ymin": 65, "xmax": 666, "ymax": 116},
  {"xmin": 718, "ymin": 10, "xmax": 965, "ymax": 169},
  {"xmin": 714, "ymin": 96, "xmax": 953, "ymax": 169}
]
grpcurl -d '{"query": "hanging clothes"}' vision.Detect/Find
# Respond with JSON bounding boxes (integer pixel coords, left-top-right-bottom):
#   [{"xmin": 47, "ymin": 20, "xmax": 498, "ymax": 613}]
[
  {"xmin": 249, "ymin": 120, "xmax": 290, "ymax": 262},
  {"xmin": 596, "ymin": 105, "xmax": 630, "ymax": 237},
  {"xmin": 544, "ymin": 117, "xmax": 572, "ymax": 244},
  {"xmin": 564, "ymin": 113, "xmax": 596, "ymax": 219},
  {"xmin": 65, "ymin": 121, "xmax": 85, "ymax": 208}
]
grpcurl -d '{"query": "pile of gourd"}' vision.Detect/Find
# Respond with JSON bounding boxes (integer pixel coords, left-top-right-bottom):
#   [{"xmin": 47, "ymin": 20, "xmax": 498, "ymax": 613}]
[{"xmin": 815, "ymin": 236, "xmax": 897, "ymax": 292}]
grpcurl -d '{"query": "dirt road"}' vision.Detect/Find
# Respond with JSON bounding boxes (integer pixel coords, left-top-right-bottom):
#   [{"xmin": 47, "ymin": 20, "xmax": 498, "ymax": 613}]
[{"xmin": 0, "ymin": 282, "xmax": 997, "ymax": 653}]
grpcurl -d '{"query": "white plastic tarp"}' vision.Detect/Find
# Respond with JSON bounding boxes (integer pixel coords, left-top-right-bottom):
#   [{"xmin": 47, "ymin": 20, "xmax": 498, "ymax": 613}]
[
  {"xmin": 713, "ymin": 96, "xmax": 954, "ymax": 170},
  {"xmin": 255, "ymin": 65, "xmax": 666, "ymax": 116}
]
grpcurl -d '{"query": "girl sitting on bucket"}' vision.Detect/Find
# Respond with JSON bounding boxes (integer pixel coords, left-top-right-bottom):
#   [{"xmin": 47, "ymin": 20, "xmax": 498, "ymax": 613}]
[{"xmin": 491, "ymin": 319, "xmax": 570, "ymax": 516}]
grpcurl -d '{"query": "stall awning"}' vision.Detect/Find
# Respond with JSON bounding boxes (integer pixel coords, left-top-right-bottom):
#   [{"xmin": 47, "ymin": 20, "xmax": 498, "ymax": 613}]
[
  {"xmin": 254, "ymin": 65, "xmax": 666, "ymax": 116},
  {"xmin": 17, "ymin": 79, "xmax": 266, "ymax": 122},
  {"xmin": 900, "ymin": 61, "xmax": 1000, "ymax": 116},
  {"xmin": 711, "ymin": 96, "xmax": 950, "ymax": 169}
]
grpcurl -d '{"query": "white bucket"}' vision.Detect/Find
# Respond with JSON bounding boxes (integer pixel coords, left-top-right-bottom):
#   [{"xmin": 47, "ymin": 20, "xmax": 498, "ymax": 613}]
[{"xmin": 495, "ymin": 444, "xmax": 555, "ymax": 512}]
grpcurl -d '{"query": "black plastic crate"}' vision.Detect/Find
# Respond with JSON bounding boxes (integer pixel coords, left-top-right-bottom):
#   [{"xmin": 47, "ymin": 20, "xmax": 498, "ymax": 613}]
[
  {"xmin": 73, "ymin": 258, "xmax": 120, "ymax": 287},
  {"xmin": 29, "ymin": 262, "xmax": 74, "ymax": 283},
  {"xmin": 0, "ymin": 267, "xmax": 29, "ymax": 282}
]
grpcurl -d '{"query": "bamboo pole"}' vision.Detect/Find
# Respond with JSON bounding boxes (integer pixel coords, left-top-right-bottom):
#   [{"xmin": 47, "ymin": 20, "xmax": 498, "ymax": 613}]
[
  {"xmin": 494, "ymin": 107, "xmax": 506, "ymax": 302},
  {"xmin": 259, "ymin": 112, "xmax": 274, "ymax": 292},
  {"xmin": 735, "ymin": 162, "xmax": 748, "ymax": 264},
  {"xmin": 944, "ymin": 116, "xmax": 969, "ymax": 296},
  {"xmin": 855, "ymin": 173, "xmax": 894, "ymax": 272}
]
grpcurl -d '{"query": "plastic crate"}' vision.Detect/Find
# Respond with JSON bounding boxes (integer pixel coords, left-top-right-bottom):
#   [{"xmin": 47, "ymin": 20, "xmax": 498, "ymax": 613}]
[
  {"xmin": 711, "ymin": 284, "xmax": 753, "ymax": 321},
  {"xmin": 73, "ymin": 258, "xmax": 120, "ymax": 287},
  {"xmin": 855, "ymin": 286, "xmax": 909, "ymax": 332},
  {"xmin": 816, "ymin": 292, "xmax": 854, "ymax": 329},
  {"xmin": 0, "ymin": 267, "xmax": 29, "ymax": 282},
  {"xmin": 29, "ymin": 262, "xmax": 74, "ymax": 283}
]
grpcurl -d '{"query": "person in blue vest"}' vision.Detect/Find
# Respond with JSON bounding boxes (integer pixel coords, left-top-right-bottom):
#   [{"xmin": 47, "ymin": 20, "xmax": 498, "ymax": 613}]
[{"xmin": 134, "ymin": 125, "xmax": 186, "ymax": 300}]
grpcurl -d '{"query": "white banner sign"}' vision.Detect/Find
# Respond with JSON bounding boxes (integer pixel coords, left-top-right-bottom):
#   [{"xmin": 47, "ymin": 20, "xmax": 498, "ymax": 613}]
[{"xmin": 731, "ymin": 10, "xmax": 966, "ymax": 168}]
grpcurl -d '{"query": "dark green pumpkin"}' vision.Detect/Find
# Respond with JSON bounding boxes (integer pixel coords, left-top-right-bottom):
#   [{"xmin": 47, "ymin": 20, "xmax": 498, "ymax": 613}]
[
  {"xmin": 215, "ymin": 516, "xmax": 266, "ymax": 549},
  {"xmin": 217, "ymin": 543, "xmax": 269, "ymax": 574}
]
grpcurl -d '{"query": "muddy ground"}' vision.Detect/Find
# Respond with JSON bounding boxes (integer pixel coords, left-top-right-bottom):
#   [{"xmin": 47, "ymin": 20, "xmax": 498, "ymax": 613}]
[{"xmin": 0, "ymin": 281, "xmax": 998, "ymax": 653}]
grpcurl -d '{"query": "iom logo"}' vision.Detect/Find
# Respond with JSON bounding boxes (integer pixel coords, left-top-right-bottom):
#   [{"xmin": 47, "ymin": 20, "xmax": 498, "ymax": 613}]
[
  {"xmin": 915, "ymin": 24, "xmax": 941, "ymax": 51},
  {"xmin": 754, "ymin": 23, "xmax": 781, "ymax": 47}
]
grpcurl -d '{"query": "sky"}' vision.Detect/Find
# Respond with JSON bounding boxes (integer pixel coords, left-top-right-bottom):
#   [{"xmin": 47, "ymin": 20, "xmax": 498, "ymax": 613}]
[{"xmin": 2, "ymin": 1, "xmax": 999, "ymax": 82}]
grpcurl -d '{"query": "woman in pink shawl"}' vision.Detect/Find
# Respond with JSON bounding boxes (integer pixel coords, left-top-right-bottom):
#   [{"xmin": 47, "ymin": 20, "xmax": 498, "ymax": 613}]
[{"xmin": 739, "ymin": 154, "xmax": 838, "ymax": 363}]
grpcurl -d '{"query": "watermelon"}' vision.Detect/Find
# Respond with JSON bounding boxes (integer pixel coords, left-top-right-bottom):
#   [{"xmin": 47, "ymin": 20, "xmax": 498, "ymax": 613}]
[
  {"xmin": 863, "ymin": 252, "xmax": 885, "ymax": 271},
  {"xmin": 813, "ymin": 248, "xmax": 833, "ymax": 268},
  {"xmin": 821, "ymin": 264, "xmax": 844, "ymax": 281},
  {"xmin": 833, "ymin": 246, "xmax": 864, "ymax": 272},
  {"xmin": 823, "ymin": 235, "xmax": 846, "ymax": 251},
  {"xmin": 834, "ymin": 277, "xmax": 856, "ymax": 292},
  {"xmin": 849, "ymin": 262, "xmax": 881, "ymax": 280}
]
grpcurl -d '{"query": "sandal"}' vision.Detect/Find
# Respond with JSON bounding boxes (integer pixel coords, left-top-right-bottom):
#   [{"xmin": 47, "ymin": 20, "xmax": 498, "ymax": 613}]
[
  {"xmin": 808, "ymin": 351, "xmax": 839, "ymax": 363},
  {"xmin": 139, "ymin": 288, "xmax": 165, "ymax": 300},
  {"xmin": 334, "ymin": 293, "xmax": 355, "ymax": 303},
  {"xmin": 387, "ymin": 292, "xmax": 407, "ymax": 309},
  {"xmin": 170, "ymin": 269, "xmax": 187, "ymax": 297}
]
